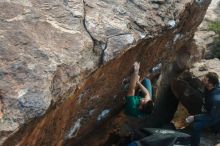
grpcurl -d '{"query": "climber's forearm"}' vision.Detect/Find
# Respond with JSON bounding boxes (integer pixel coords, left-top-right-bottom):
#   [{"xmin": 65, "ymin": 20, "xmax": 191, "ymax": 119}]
[{"xmin": 137, "ymin": 81, "xmax": 151, "ymax": 100}]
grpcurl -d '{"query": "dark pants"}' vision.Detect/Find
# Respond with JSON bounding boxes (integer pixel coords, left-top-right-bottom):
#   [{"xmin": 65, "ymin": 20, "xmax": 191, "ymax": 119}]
[{"xmin": 191, "ymin": 114, "xmax": 220, "ymax": 146}]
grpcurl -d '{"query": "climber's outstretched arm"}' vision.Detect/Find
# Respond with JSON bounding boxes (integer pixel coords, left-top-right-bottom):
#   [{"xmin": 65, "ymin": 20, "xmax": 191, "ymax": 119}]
[{"xmin": 127, "ymin": 62, "xmax": 140, "ymax": 96}]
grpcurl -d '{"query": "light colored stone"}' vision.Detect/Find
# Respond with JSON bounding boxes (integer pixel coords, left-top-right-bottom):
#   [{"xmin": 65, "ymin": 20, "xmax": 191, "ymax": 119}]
[{"xmin": 194, "ymin": 0, "xmax": 220, "ymax": 59}]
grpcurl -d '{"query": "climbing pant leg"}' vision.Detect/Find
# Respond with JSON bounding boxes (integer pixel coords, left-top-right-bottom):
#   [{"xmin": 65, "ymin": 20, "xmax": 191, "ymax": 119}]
[
  {"xmin": 142, "ymin": 78, "xmax": 153, "ymax": 97},
  {"xmin": 191, "ymin": 114, "xmax": 219, "ymax": 146}
]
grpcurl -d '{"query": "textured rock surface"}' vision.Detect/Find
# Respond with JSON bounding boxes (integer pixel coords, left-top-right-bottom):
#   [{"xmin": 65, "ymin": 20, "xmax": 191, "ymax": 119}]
[
  {"xmin": 194, "ymin": 0, "xmax": 220, "ymax": 59},
  {"xmin": 0, "ymin": 0, "xmax": 211, "ymax": 145},
  {"xmin": 0, "ymin": 0, "xmax": 95, "ymax": 142},
  {"xmin": 191, "ymin": 58, "xmax": 220, "ymax": 78},
  {"xmin": 170, "ymin": 58, "xmax": 220, "ymax": 116}
]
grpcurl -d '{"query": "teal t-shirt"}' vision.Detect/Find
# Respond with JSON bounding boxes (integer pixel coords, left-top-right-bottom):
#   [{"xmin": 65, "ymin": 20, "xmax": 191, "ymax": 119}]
[{"xmin": 125, "ymin": 96, "xmax": 146, "ymax": 118}]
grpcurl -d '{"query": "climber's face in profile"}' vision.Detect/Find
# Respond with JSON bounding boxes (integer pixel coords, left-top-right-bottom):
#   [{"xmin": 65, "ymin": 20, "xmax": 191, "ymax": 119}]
[
  {"xmin": 140, "ymin": 98, "xmax": 149, "ymax": 105},
  {"xmin": 202, "ymin": 75, "xmax": 215, "ymax": 91},
  {"xmin": 202, "ymin": 76, "xmax": 209, "ymax": 87},
  {"xmin": 139, "ymin": 98, "xmax": 150, "ymax": 111}
]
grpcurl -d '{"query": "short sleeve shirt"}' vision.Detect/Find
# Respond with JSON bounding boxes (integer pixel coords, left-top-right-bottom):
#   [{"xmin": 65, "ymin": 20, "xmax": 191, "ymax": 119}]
[{"xmin": 125, "ymin": 96, "xmax": 146, "ymax": 118}]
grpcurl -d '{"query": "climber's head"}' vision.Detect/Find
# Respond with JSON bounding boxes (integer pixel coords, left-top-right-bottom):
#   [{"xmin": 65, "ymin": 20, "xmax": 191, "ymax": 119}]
[
  {"xmin": 202, "ymin": 72, "xmax": 219, "ymax": 90},
  {"xmin": 139, "ymin": 100, "xmax": 153, "ymax": 114}
]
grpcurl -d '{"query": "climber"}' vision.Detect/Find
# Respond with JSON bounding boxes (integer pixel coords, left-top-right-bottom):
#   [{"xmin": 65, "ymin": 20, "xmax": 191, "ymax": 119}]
[
  {"xmin": 185, "ymin": 72, "xmax": 220, "ymax": 146},
  {"xmin": 124, "ymin": 62, "xmax": 153, "ymax": 118}
]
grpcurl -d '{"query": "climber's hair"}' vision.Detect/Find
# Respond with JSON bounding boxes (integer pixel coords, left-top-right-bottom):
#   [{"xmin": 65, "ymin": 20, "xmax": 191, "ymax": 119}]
[
  {"xmin": 206, "ymin": 72, "xmax": 219, "ymax": 87},
  {"xmin": 141, "ymin": 101, "xmax": 153, "ymax": 115}
]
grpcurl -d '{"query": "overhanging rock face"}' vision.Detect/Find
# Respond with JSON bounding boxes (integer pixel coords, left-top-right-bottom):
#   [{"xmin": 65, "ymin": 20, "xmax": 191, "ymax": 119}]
[{"xmin": 0, "ymin": 0, "xmax": 211, "ymax": 145}]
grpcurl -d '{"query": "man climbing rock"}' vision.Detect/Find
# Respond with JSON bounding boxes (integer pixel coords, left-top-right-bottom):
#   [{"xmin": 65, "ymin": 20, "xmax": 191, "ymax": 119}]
[{"xmin": 125, "ymin": 62, "xmax": 153, "ymax": 118}]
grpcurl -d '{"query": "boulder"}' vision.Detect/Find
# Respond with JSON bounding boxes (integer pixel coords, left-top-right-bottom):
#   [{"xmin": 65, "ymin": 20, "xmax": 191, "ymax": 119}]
[
  {"xmin": 0, "ymin": 0, "xmax": 212, "ymax": 145},
  {"xmin": 171, "ymin": 58, "xmax": 220, "ymax": 115}
]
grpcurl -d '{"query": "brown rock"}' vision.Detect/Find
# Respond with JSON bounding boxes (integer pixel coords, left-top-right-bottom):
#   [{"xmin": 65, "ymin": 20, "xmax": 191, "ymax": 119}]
[
  {"xmin": 171, "ymin": 58, "xmax": 220, "ymax": 115},
  {"xmin": 171, "ymin": 72, "xmax": 203, "ymax": 115},
  {"xmin": 0, "ymin": 0, "xmax": 212, "ymax": 145}
]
